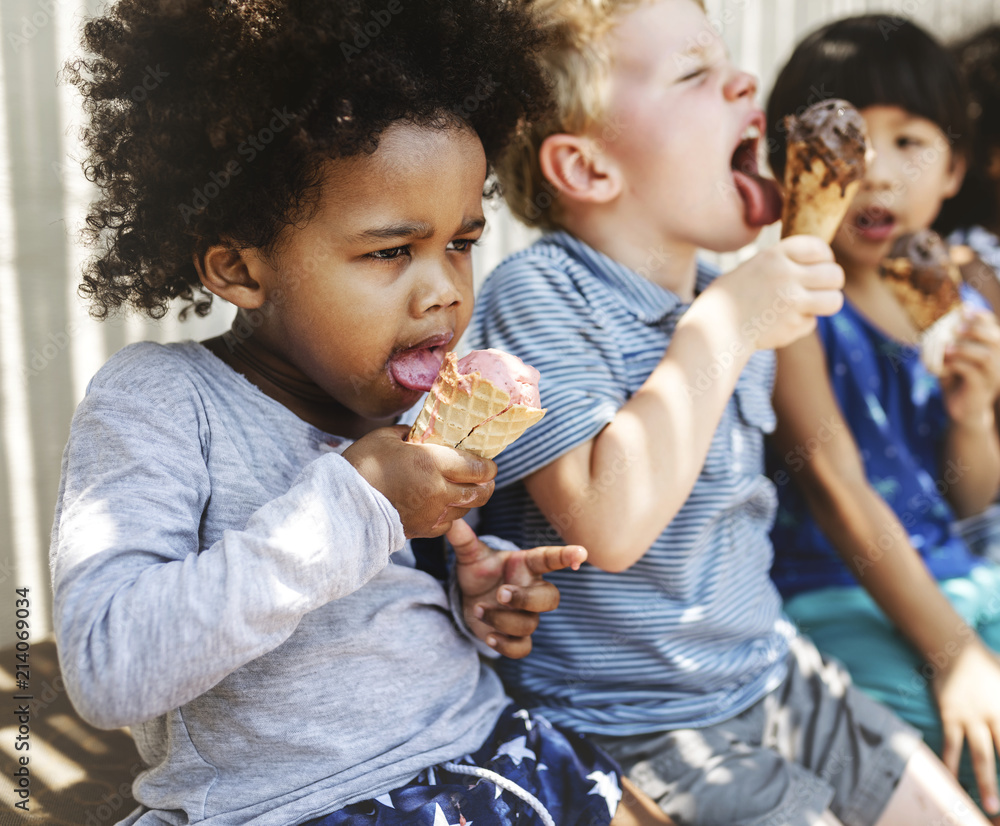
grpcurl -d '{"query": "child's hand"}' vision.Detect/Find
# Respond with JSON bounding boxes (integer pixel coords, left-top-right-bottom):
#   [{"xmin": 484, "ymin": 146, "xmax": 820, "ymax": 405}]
[
  {"xmin": 711, "ymin": 235, "xmax": 845, "ymax": 351},
  {"xmin": 940, "ymin": 309, "xmax": 1000, "ymax": 427},
  {"xmin": 931, "ymin": 639, "xmax": 1000, "ymax": 815},
  {"xmin": 343, "ymin": 425, "xmax": 496, "ymax": 538},
  {"xmin": 448, "ymin": 518, "xmax": 586, "ymax": 659}
]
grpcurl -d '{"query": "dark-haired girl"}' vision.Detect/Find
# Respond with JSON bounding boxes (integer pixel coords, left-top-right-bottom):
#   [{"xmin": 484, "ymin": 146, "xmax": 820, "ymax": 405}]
[{"xmin": 766, "ymin": 16, "xmax": 1000, "ymax": 820}]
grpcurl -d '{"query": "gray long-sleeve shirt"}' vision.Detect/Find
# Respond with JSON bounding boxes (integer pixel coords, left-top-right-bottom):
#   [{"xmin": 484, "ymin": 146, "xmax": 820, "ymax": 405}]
[{"xmin": 50, "ymin": 341, "xmax": 507, "ymax": 825}]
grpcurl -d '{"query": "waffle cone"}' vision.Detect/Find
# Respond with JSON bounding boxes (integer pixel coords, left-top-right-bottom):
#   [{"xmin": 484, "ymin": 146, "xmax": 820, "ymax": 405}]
[
  {"xmin": 781, "ymin": 143, "xmax": 860, "ymax": 243},
  {"xmin": 407, "ymin": 353, "xmax": 546, "ymax": 459}
]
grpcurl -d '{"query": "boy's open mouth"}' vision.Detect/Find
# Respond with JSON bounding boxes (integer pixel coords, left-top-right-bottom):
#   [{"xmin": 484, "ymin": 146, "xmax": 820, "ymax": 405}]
[
  {"xmin": 388, "ymin": 336, "xmax": 451, "ymax": 392},
  {"xmin": 852, "ymin": 205, "xmax": 896, "ymax": 241},
  {"xmin": 731, "ymin": 125, "xmax": 783, "ymax": 228}
]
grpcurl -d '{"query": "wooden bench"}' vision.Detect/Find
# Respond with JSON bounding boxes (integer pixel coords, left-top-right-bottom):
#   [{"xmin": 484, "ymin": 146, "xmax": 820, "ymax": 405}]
[{"xmin": 0, "ymin": 638, "xmax": 140, "ymax": 824}]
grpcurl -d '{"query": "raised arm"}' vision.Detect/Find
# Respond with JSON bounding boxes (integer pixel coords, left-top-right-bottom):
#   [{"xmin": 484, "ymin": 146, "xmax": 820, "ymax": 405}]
[{"xmin": 523, "ymin": 237, "xmax": 843, "ymax": 571}]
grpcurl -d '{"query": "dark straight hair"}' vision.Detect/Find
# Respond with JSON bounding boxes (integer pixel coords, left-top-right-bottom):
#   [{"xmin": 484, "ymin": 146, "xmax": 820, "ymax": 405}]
[
  {"xmin": 766, "ymin": 15, "xmax": 971, "ymax": 181},
  {"xmin": 937, "ymin": 25, "xmax": 1000, "ymax": 235}
]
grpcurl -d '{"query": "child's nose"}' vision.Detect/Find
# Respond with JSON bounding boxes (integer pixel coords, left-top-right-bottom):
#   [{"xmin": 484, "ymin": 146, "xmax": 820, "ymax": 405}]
[
  {"xmin": 414, "ymin": 265, "xmax": 463, "ymax": 314},
  {"xmin": 724, "ymin": 69, "xmax": 757, "ymax": 101},
  {"xmin": 862, "ymin": 140, "xmax": 895, "ymax": 190}
]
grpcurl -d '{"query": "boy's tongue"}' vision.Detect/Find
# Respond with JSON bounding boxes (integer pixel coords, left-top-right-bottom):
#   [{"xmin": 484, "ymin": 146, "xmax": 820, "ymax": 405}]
[
  {"xmin": 733, "ymin": 167, "xmax": 783, "ymax": 228},
  {"xmin": 732, "ymin": 140, "xmax": 783, "ymax": 227},
  {"xmin": 389, "ymin": 347, "xmax": 444, "ymax": 391}
]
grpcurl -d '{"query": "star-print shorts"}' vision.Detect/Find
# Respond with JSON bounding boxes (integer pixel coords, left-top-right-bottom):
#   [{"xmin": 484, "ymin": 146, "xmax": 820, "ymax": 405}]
[{"xmin": 305, "ymin": 704, "xmax": 622, "ymax": 826}]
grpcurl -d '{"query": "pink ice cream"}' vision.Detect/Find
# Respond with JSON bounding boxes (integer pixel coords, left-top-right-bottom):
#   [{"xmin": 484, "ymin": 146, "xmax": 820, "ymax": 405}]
[
  {"xmin": 456, "ymin": 349, "xmax": 541, "ymax": 407},
  {"xmin": 406, "ymin": 348, "xmax": 547, "ymax": 456}
]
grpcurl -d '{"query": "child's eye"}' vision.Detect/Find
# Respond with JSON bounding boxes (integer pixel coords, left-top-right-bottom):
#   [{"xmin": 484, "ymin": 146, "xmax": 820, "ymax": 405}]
[
  {"xmin": 368, "ymin": 245, "xmax": 410, "ymax": 261},
  {"xmin": 448, "ymin": 238, "xmax": 479, "ymax": 253},
  {"xmin": 677, "ymin": 66, "xmax": 706, "ymax": 83},
  {"xmin": 896, "ymin": 136, "xmax": 923, "ymax": 150}
]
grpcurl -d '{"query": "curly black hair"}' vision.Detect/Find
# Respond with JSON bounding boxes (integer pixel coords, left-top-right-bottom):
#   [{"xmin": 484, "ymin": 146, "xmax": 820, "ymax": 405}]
[{"xmin": 66, "ymin": 0, "xmax": 551, "ymax": 319}]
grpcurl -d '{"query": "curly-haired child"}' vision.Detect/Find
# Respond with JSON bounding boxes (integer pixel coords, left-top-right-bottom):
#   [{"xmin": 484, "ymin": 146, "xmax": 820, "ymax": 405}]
[{"xmin": 52, "ymin": 1, "xmax": 671, "ymax": 823}]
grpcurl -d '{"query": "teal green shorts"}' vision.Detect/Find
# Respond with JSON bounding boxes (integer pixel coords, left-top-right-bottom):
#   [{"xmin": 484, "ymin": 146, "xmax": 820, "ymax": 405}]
[{"xmin": 784, "ymin": 563, "xmax": 1000, "ymax": 807}]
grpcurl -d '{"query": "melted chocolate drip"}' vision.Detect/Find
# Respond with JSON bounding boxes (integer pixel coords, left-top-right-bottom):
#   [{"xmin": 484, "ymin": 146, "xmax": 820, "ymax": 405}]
[
  {"xmin": 784, "ymin": 98, "xmax": 869, "ymax": 193},
  {"xmin": 883, "ymin": 229, "xmax": 960, "ymax": 300}
]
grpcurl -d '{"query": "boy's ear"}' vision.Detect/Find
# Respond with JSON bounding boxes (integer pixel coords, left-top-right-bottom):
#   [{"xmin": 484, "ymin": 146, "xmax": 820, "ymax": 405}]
[
  {"xmin": 538, "ymin": 133, "xmax": 623, "ymax": 206},
  {"xmin": 194, "ymin": 245, "xmax": 267, "ymax": 309}
]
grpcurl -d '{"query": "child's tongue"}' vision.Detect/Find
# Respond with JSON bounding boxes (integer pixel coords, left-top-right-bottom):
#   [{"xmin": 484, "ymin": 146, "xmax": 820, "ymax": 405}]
[
  {"xmin": 389, "ymin": 347, "xmax": 444, "ymax": 392},
  {"xmin": 732, "ymin": 141, "xmax": 783, "ymax": 227},
  {"xmin": 733, "ymin": 167, "xmax": 783, "ymax": 228}
]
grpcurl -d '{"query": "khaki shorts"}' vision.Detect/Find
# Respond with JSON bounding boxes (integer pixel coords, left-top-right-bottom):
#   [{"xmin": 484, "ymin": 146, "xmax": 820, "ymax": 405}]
[{"xmin": 590, "ymin": 634, "xmax": 921, "ymax": 826}]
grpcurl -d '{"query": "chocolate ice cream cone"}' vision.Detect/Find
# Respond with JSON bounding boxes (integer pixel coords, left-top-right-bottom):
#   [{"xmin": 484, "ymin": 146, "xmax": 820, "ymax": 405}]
[
  {"xmin": 780, "ymin": 99, "xmax": 870, "ymax": 243},
  {"xmin": 879, "ymin": 230, "xmax": 965, "ymax": 375},
  {"xmin": 781, "ymin": 147, "xmax": 862, "ymax": 243}
]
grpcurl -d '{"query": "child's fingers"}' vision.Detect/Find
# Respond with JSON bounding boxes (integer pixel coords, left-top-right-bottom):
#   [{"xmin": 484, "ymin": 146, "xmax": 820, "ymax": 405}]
[
  {"xmin": 495, "ymin": 579, "xmax": 562, "ymax": 614},
  {"xmin": 945, "ymin": 341, "xmax": 990, "ymax": 366},
  {"xmin": 958, "ymin": 311, "xmax": 1000, "ymax": 344},
  {"xmin": 989, "ymin": 720, "xmax": 1000, "ymax": 814},
  {"xmin": 477, "ymin": 604, "xmax": 541, "ymax": 638},
  {"xmin": 447, "ymin": 518, "xmax": 493, "ymax": 566},
  {"xmin": 444, "ymin": 480, "xmax": 494, "ymax": 510},
  {"xmin": 421, "ymin": 443, "xmax": 497, "ymax": 484},
  {"xmin": 797, "ymin": 261, "xmax": 846, "ymax": 292},
  {"xmin": 941, "ymin": 720, "xmax": 965, "ymax": 778},
  {"xmin": 484, "ymin": 632, "xmax": 533, "ymax": 659},
  {"xmin": 797, "ymin": 289, "xmax": 844, "ymax": 320},
  {"xmin": 967, "ymin": 723, "xmax": 1000, "ymax": 815},
  {"xmin": 425, "ymin": 485, "xmax": 493, "ymax": 536},
  {"xmin": 778, "ymin": 234, "xmax": 836, "ymax": 264},
  {"xmin": 518, "ymin": 544, "xmax": 588, "ymax": 576},
  {"xmin": 429, "ymin": 507, "xmax": 475, "ymax": 535},
  {"xmin": 942, "ymin": 343, "xmax": 995, "ymax": 380}
]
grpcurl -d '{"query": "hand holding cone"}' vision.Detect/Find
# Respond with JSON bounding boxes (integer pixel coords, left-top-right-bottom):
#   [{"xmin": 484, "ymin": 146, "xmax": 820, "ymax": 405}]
[{"xmin": 879, "ymin": 230, "xmax": 965, "ymax": 374}]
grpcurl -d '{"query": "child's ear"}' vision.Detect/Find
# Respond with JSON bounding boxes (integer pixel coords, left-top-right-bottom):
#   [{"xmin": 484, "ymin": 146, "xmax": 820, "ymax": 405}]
[
  {"xmin": 943, "ymin": 153, "xmax": 968, "ymax": 199},
  {"xmin": 194, "ymin": 245, "xmax": 267, "ymax": 309},
  {"xmin": 538, "ymin": 133, "xmax": 623, "ymax": 206},
  {"xmin": 987, "ymin": 146, "xmax": 1000, "ymax": 182}
]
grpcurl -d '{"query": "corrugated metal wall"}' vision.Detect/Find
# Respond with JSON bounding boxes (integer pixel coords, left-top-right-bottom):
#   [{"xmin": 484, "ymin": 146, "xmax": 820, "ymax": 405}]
[{"xmin": 1, "ymin": 0, "xmax": 997, "ymax": 645}]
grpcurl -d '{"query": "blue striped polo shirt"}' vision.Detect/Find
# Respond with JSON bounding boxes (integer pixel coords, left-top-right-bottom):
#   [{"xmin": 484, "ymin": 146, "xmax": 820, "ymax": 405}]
[{"xmin": 468, "ymin": 231, "xmax": 793, "ymax": 736}]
